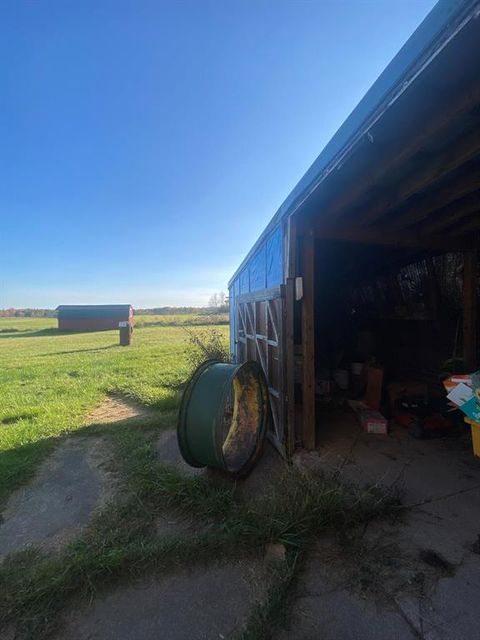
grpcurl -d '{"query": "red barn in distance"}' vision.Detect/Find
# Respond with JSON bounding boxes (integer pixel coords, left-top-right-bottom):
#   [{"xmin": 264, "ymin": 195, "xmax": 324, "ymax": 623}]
[{"xmin": 56, "ymin": 305, "xmax": 133, "ymax": 332}]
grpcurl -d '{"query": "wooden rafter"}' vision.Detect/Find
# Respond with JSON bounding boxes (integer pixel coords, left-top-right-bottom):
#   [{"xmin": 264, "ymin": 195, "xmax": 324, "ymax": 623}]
[
  {"xmin": 314, "ymin": 226, "xmax": 471, "ymax": 252},
  {"xmin": 449, "ymin": 212, "xmax": 480, "ymax": 237},
  {"xmin": 351, "ymin": 123, "xmax": 480, "ymax": 227},
  {"xmin": 312, "ymin": 81, "xmax": 480, "ymax": 228},
  {"xmin": 414, "ymin": 191, "xmax": 480, "ymax": 236},
  {"xmin": 387, "ymin": 164, "xmax": 480, "ymax": 231}
]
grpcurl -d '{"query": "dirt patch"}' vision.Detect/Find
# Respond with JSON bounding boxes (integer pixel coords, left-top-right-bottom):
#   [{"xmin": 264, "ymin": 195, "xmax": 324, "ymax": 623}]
[
  {"xmin": 86, "ymin": 395, "xmax": 154, "ymax": 425},
  {"xmin": 0, "ymin": 437, "xmax": 116, "ymax": 558}
]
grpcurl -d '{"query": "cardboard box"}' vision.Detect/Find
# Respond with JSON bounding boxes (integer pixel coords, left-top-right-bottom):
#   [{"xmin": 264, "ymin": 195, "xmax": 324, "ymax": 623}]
[
  {"xmin": 360, "ymin": 409, "xmax": 388, "ymax": 435},
  {"xmin": 443, "ymin": 372, "xmax": 480, "ymax": 422},
  {"xmin": 365, "ymin": 366, "xmax": 384, "ymax": 410}
]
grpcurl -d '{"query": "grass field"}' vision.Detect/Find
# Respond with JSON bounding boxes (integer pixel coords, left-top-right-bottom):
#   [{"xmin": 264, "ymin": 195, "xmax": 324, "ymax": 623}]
[{"xmin": 0, "ymin": 316, "xmax": 229, "ymax": 505}]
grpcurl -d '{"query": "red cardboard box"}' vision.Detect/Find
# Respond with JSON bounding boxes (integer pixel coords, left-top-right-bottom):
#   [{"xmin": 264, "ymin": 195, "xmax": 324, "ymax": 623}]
[{"xmin": 360, "ymin": 409, "xmax": 388, "ymax": 435}]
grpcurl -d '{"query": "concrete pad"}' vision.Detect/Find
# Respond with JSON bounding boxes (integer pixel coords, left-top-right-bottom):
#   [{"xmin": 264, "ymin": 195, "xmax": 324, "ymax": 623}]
[
  {"xmin": 0, "ymin": 437, "xmax": 113, "ymax": 557},
  {"xmin": 57, "ymin": 561, "xmax": 265, "ymax": 640},
  {"xmin": 403, "ymin": 487, "xmax": 480, "ymax": 564},
  {"xmin": 157, "ymin": 429, "xmax": 204, "ymax": 477},
  {"xmin": 292, "ymin": 409, "xmax": 480, "ymax": 640},
  {"xmin": 238, "ymin": 442, "xmax": 286, "ymax": 501},
  {"xmin": 396, "ymin": 558, "xmax": 480, "ymax": 640},
  {"xmin": 289, "ymin": 589, "xmax": 417, "ymax": 640}
]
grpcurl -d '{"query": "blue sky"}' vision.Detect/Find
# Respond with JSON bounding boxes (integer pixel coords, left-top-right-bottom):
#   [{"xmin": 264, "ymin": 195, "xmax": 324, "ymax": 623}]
[{"xmin": 1, "ymin": 0, "xmax": 437, "ymax": 308}]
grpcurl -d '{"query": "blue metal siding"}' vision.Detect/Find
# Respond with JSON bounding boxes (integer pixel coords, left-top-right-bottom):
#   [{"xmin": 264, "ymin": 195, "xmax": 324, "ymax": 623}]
[{"xmin": 229, "ymin": 225, "xmax": 285, "ymax": 358}]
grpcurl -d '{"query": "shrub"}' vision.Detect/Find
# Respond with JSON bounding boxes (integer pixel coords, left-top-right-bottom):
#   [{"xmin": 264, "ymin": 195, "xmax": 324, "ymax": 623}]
[{"xmin": 184, "ymin": 327, "xmax": 230, "ymax": 375}]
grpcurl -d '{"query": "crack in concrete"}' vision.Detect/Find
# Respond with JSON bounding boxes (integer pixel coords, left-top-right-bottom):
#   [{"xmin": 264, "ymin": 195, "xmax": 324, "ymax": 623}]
[{"xmin": 405, "ymin": 483, "xmax": 480, "ymax": 509}]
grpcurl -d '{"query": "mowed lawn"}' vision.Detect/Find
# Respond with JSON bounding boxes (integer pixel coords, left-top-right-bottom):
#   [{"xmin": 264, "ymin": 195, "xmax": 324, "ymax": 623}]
[{"xmin": 0, "ymin": 316, "xmax": 229, "ymax": 504}]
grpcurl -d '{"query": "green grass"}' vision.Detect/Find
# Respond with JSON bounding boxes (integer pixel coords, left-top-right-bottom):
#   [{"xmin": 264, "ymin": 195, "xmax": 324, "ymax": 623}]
[{"xmin": 0, "ymin": 317, "xmax": 229, "ymax": 505}]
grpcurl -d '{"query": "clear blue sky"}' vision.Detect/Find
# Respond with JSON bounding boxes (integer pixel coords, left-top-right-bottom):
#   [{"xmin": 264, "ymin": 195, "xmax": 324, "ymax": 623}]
[{"xmin": 1, "ymin": 0, "xmax": 437, "ymax": 308}]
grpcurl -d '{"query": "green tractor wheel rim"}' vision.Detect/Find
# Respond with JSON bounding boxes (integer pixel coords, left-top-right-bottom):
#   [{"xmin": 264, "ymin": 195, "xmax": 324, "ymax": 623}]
[{"xmin": 177, "ymin": 360, "xmax": 269, "ymax": 475}]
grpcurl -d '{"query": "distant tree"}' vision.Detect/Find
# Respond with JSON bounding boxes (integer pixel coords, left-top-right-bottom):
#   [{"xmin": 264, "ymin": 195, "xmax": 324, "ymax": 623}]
[
  {"xmin": 207, "ymin": 291, "xmax": 229, "ymax": 314},
  {"xmin": 209, "ymin": 293, "xmax": 220, "ymax": 308}
]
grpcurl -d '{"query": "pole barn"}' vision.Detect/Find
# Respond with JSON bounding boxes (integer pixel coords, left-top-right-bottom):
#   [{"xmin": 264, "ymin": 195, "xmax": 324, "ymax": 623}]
[
  {"xmin": 56, "ymin": 305, "xmax": 133, "ymax": 332},
  {"xmin": 228, "ymin": 0, "xmax": 480, "ymax": 457}
]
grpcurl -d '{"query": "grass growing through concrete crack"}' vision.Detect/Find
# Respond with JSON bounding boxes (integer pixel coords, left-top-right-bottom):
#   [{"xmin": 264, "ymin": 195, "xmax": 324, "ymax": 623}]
[{"xmin": 0, "ymin": 419, "xmax": 400, "ymax": 640}]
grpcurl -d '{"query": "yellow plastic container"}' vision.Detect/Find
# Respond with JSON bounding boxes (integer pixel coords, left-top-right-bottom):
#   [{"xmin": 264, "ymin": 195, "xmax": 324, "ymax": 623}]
[{"xmin": 465, "ymin": 418, "xmax": 480, "ymax": 457}]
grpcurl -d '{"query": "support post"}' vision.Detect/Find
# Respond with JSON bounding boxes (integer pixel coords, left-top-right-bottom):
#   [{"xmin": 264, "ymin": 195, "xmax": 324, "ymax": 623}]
[
  {"xmin": 301, "ymin": 231, "xmax": 316, "ymax": 450},
  {"xmin": 285, "ymin": 277, "xmax": 296, "ymax": 456},
  {"xmin": 463, "ymin": 250, "xmax": 478, "ymax": 370}
]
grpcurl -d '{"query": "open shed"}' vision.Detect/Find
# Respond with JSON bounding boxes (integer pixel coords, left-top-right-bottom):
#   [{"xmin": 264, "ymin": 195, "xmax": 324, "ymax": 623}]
[{"xmin": 228, "ymin": 0, "xmax": 480, "ymax": 456}]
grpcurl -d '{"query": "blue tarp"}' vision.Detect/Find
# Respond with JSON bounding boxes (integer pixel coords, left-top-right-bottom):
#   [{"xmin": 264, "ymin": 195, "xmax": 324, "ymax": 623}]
[
  {"xmin": 231, "ymin": 225, "xmax": 284, "ymax": 297},
  {"xmin": 229, "ymin": 225, "xmax": 284, "ymax": 355},
  {"xmin": 266, "ymin": 226, "xmax": 283, "ymax": 288},
  {"xmin": 249, "ymin": 244, "xmax": 267, "ymax": 291}
]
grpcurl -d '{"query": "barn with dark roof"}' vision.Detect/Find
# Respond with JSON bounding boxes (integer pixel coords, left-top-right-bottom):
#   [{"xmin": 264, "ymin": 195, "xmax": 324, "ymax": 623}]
[{"xmin": 56, "ymin": 305, "xmax": 133, "ymax": 332}]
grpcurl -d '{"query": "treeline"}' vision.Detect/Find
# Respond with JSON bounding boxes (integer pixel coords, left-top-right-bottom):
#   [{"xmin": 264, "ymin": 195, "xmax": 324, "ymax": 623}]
[
  {"xmin": 137, "ymin": 305, "xmax": 229, "ymax": 315},
  {"xmin": 0, "ymin": 305, "xmax": 229, "ymax": 318},
  {"xmin": 0, "ymin": 308, "xmax": 56, "ymax": 318}
]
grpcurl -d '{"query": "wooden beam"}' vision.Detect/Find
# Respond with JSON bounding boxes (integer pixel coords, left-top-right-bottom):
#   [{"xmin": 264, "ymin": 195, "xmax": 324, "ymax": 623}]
[
  {"xmin": 312, "ymin": 81, "xmax": 480, "ymax": 228},
  {"xmin": 415, "ymin": 192, "xmax": 480, "ymax": 236},
  {"xmin": 301, "ymin": 232, "xmax": 316, "ymax": 450},
  {"xmin": 286, "ymin": 215, "xmax": 297, "ymax": 279},
  {"xmin": 463, "ymin": 250, "xmax": 478, "ymax": 370},
  {"xmin": 313, "ymin": 226, "xmax": 471, "ymax": 252},
  {"xmin": 353, "ymin": 123, "xmax": 480, "ymax": 227},
  {"xmin": 389, "ymin": 165, "xmax": 480, "ymax": 231},
  {"xmin": 449, "ymin": 212, "xmax": 480, "ymax": 238}
]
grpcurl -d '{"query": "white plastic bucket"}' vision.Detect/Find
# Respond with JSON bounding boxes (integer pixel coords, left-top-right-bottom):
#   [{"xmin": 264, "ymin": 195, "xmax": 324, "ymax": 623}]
[
  {"xmin": 351, "ymin": 362, "xmax": 364, "ymax": 375},
  {"xmin": 334, "ymin": 369, "xmax": 349, "ymax": 390}
]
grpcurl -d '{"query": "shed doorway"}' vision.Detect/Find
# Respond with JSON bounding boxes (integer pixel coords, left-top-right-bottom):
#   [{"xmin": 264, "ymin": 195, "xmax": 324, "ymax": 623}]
[{"xmin": 296, "ymin": 236, "xmax": 479, "ymax": 462}]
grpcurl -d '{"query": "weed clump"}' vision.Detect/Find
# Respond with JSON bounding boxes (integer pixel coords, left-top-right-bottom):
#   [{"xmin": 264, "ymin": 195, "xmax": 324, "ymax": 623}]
[{"xmin": 184, "ymin": 327, "xmax": 230, "ymax": 375}]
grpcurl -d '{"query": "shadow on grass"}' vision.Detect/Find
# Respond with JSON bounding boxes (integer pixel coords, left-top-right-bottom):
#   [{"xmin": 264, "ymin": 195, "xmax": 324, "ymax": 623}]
[
  {"xmin": 0, "ymin": 328, "xmax": 65, "ymax": 340},
  {"xmin": 34, "ymin": 345, "xmax": 119, "ymax": 357},
  {"xmin": 0, "ymin": 406, "xmax": 177, "ymax": 513},
  {"xmin": 0, "ymin": 328, "xmax": 119, "ymax": 340}
]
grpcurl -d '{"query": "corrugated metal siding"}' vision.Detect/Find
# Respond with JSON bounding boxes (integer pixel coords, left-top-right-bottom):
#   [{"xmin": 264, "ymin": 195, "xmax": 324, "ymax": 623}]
[
  {"xmin": 57, "ymin": 305, "xmax": 132, "ymax": 320},
  {"xmin": 58, "ymin": 317, "xmax": 129, "ymax": 332}
]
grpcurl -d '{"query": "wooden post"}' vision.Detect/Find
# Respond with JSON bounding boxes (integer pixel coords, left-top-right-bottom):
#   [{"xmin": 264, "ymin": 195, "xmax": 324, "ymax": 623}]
[
  {"xmin": 285, "ymin": 277, "xmax": 296, "ymax": 457},
  {"xmin": 463, "ymin": 250, "xmax": 478, "ymax": 370},
  {"xmin": 301, "ymin": 231, "xmax": 316, "ymax": 450}
]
